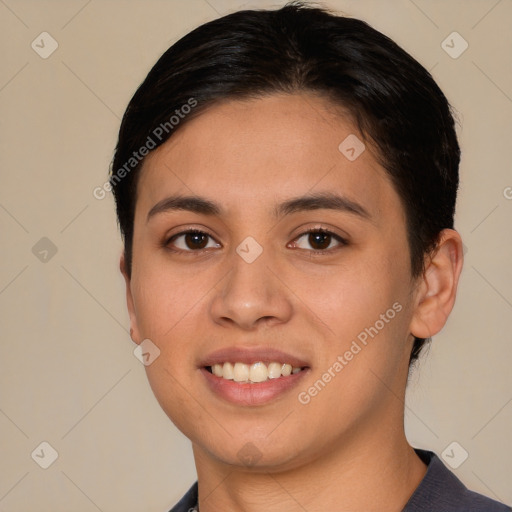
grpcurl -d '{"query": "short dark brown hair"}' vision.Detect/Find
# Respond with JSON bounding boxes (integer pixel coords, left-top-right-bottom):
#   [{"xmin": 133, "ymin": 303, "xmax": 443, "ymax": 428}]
[{"xmin": 111, "ymin": 1, "xmax": 460, "ymax": 365}]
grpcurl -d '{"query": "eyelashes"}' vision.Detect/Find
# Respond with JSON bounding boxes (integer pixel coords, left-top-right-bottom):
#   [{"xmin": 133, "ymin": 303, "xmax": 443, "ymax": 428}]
[
  {"xmin": 164, "ymin": 227, "xmax": 348, "ymax": 254},
  {"xmin": 291, "ymin": 227, "xmax": 347, "ymax": 252},
  {"xmin": 165, "ymin": 229, "xmax": 221, "ymax": 252}
]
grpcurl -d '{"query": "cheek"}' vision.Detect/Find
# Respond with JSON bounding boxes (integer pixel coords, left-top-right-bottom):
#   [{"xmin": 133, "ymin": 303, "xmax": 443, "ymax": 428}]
[
  {"xmin": 131, "ymin": 252, "xmax": 209, "ymax": 338},
  {"xmin": 294, "ymin": 247, "xmax": 409, "ymax": 338},
  {"xmin": 130, "ymin": 253, "xmax": 220, "ymax": 387},
  {"xmin": 131, "ymin": 265, "xmax": 208, "ymax": 424},
  {"xmin": 294, "ymin": 249, "xmax": 414, "ymax": 404}
]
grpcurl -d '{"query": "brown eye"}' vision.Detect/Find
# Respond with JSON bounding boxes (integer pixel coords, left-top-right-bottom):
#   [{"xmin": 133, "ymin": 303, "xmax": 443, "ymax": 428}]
[
  {"xmin": 292, "ymin": 229, "xmax": 346, "ymax": 252},
  {"xmin": 308, "ymin": 231, "xmax": 332, "ymax": 250},
  {"xmin": 184, "ymin": 232, "xmax": 208, "ymax": 249},
  {"xmin": 167, "ymin": 230, "xmax": 220, "ymax": 251}
]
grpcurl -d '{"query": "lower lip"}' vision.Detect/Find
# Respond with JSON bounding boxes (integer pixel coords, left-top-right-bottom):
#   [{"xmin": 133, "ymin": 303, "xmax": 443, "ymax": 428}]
[{"xmin": 200, "ymin": 367, "xmax": 309, "ymax": 406}]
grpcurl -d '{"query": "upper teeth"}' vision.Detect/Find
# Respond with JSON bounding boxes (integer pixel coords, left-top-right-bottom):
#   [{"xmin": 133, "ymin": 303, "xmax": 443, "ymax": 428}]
[{"xmin": 211, "ymin": 362, "xmax": 303, "ymax": 383}]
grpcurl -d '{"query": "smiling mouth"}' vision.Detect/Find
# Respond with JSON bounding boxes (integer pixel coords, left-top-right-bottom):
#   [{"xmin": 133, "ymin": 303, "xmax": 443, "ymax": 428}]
[{"xmin": 206, "ymin": 361, "xmax": 307, "ymax": 383}]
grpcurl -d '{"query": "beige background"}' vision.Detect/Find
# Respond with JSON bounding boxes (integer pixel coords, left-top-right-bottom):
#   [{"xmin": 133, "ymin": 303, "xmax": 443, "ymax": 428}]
[{"xmin": 1, "ymin": 0, "xmax": 511, "ymax": 510}]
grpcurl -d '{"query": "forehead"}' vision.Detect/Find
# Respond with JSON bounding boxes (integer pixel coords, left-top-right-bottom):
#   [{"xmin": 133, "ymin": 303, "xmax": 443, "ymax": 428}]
[{"xmin": 136, "ymin": 93, "xmax": 397, "ymax": 220}]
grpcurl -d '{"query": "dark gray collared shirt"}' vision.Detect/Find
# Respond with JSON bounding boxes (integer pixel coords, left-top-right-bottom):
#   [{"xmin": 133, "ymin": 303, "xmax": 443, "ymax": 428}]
[{"xmin": 169, "ymin": 449, "xmax": 510, "ymax": 511}]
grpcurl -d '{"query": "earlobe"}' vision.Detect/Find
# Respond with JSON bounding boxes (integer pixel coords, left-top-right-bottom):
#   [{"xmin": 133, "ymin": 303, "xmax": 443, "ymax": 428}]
[
  {"xmin": 120, "ymin": 254, "xmax": 142, "ymax": 345},
  {"xmin": 410, "ymin": 229, "xmax": 464, "ymax": 339}
]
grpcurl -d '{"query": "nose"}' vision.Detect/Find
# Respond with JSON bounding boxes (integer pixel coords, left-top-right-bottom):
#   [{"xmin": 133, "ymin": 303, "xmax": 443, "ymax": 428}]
[{"xmin": 209, "ymin": 248, "xmax": 293, "ymax": 331}]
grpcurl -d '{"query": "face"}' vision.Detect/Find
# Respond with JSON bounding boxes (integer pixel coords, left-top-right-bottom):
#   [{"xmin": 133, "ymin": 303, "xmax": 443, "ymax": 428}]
[{"xmin": 124, "ymin": 93, "xmax": 421, "ymax": 471}]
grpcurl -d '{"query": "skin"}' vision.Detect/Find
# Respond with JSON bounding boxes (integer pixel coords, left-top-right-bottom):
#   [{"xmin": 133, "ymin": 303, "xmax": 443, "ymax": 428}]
[{"xmin": 121, "ymin": 93, "xmax": 464, "ymax": 512}]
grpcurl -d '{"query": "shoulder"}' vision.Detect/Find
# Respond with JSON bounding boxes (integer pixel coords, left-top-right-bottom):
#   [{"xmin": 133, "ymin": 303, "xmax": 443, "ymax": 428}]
[
  {"xmin": 168, "ymin": 482, "xmax": 198, "ymax": 512},
  {"xmin": 403, "ymin": 449, "xmax": 511, "ymax": 512}
]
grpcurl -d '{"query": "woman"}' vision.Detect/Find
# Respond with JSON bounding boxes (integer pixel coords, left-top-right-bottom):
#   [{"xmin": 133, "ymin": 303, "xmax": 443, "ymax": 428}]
[{"xmin": 110, "ymin": 2, "xmax": 510, "ymax": 511}]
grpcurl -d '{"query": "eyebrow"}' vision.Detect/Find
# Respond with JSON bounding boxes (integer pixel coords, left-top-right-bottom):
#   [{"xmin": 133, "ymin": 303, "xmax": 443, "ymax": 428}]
[
  {"xmin": 146, "ymin": 192, "xmax": 371, "ymax": 222},
  {"xmin": 274, "ymin": 192, "xmax": 370, "ymax": 220},
  {"xmin": 147, "ymin": 195, "xmax": 220, "ymax": 221}
]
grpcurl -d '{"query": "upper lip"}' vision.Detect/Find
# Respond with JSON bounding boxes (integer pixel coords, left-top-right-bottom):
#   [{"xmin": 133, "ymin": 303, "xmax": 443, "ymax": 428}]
[{"xmin": 200, "ymin": 347, "xmax": 310, "ymax": 368}]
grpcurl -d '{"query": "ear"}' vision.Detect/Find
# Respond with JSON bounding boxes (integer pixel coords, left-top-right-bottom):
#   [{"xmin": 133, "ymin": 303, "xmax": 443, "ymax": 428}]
[
  {"xmin": 120, "ymin": 254, "xmax": 142, "ymax": 345},
  {"xmin": 410, "ymin": 229, "xmax": 464, "ymax": 339}
]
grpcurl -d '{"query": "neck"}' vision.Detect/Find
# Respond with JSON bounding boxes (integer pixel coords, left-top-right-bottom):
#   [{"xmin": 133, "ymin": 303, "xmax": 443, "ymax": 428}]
[{"xmin": 192, "ymin": 418, "xmax": 427, "ymax": 512}]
